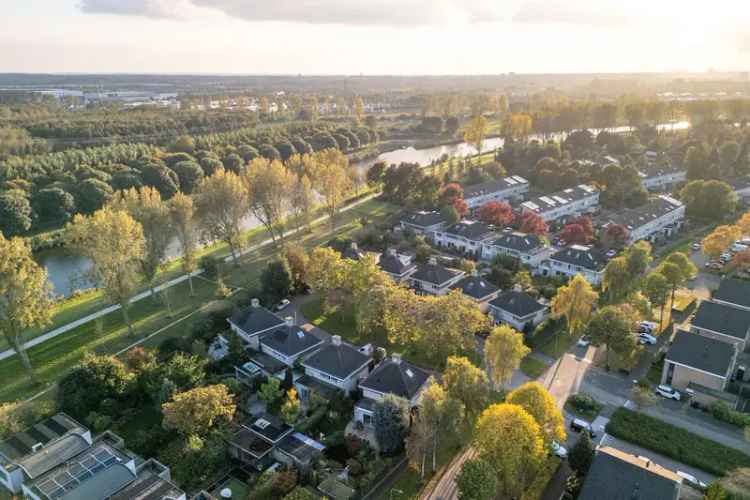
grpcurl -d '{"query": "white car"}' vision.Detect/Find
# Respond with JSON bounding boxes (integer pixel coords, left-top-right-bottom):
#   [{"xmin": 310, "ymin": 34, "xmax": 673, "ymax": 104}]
[
  {"xmin": 275, "ymin": 299, "xmax": 291, "ymax": 311},
  {"xmin": 731, "ymin": 243, "xmax": 749, "ymax": 253},
  {"xmin": 638, "ymin": 333, "xmax": 657, "ymax": 345},
  {"xmin": 691, "ymin": 242, "xmax": 701, "ymax": 251},
  {"xmin": 676, "ymin": 471, "xmax": 707, "ymax": 489},
  {"xmin": 551, "ymin": 441, "xmax": 568, "ymax": 459},
  {"xmin": 655, "ymin": 384, "xmax": 681, "ymax": 401},
  {"xmin": 639, "ymin": 321, "xmax": 658, "ymax": 334},
  {"xmin": 577, "ymin": 336, "xmax": 591, "ymax": 348},
  {"xmin": 721, "ymin": 253, "xmax": 732, "ymax": 262}
]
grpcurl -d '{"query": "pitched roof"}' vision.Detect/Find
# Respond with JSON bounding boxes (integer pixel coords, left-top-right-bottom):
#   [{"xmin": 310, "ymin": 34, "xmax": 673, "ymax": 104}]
[
  {"xmin": 692, "ymin": 301, "xmax": 750, "ymax": 340},
  {"xmin": 450, "ymin": 275, "xmax": 499, "ymax": 301},
  {"xmin": 490, "ymin": 231, "xmax": 544, "ymax": 253},
  {"xmin": 410, "ymin": 263, "xmax": 464, "ymax": 286},
  {"xmin": 400, "ymin": 211, "xmax": 446, "ymax": 228},
  {"xmin": 521, "ymin": 184, "xmax": 598, "ymax": 214},
  {"xmin": 463, "ymin": 176, "xmax": 528, "ymax": 199},
  {"xmin": 260, "ymin": 325, "xmax": 324, "ymax": 357},
  {"xmin": 550, "ymin": 245, "xmax": 607, "ymax": 272},
  {"xmin": 229, "ymin": 303, "xmax": 286, "ymax": 336},
  {"xmin": 713, "ymin": 279, "xmax": 750, "ymax": 309},
  {"xmin": 489, "ymin": 291, "xmax": 546, "ymax": 317},
  {"xmin": 578, "ymin": 447, "xmax": 681, "ymax": 500},
  {"xmin": 360, "ymin": 357, "xmax": 431, "ymax": 399},
  {"xmin": 666, "ymin": 329, "xmax": 735, "ymax": 377},
  {"xmin": 605, "ymin": 195, "xmax": 683, "ymax": 232},
  {"xmin": 378, "ymin": 251, "xmax": 417, "ymax": 276},
  {"xmin": 302, "ymin": 341, "xmax": 371, "ymax": 379},
  {"xmin": 443, "ymin": 220, "xmax": 496, "ymax": 241}
]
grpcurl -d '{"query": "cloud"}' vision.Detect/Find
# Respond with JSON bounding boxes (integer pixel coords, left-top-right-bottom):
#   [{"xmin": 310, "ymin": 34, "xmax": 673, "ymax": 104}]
[
  {"xmin": 512, "ymin": 0, "xmax": 629, "ymax": 26},
  {"xmin": 79, "ymin": 0, "xmax": 507, "ymax": 25}
]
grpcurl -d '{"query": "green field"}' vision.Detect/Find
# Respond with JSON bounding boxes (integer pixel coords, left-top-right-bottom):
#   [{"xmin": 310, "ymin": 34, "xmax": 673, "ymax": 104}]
[{"xmin": 0, "ymin": 198, "xmax": 397, "ymax": 404}]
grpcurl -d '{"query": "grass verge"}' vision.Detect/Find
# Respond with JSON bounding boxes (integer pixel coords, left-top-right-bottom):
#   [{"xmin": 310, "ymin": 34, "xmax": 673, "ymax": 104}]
[
  {"xmin": 606, "ymin": 407, "xmax": 750, "ymax": 476},
  {"xmin": 520, "ymin": 356, "xmax": 549, "ymax": 379}
]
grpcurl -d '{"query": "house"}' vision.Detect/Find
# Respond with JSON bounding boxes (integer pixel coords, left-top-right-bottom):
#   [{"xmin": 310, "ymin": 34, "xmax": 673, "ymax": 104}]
[
  {"xmin": 537, "ymin": 245, "xmax": 607, "ymax": 285},
  {"xmin": 638, "ymin": 164, "xmax": 686, "ymax": 191},
  {"xmin": 400, "ymin": 211, "xmax": 447, "ymax": 236},
  {"xmin": 662, "ymin": 329, "xmax": 739, "ymax": 407},
  {"xmin": 520, "ymin": 185, "xmax": 599, "ymax": 223},
  {"xmin": 578, "ymin": 446, "xmax": 681, "ymax": 500},
  {"xmin": 481, "ymin": 231, "xmax": 552, "ymax": 267},
  {"xmin": 228, "ymin": 298, "xmax": 286, "ymax": 349},
  {"xmin": 0, "ymin": 414, "xmax": 92, "ymax": 494},
  {"xmin": 258, "ymin": 318, "xmax": 325, "ymax": 367},
  {"xmin": 712, "ymin": 278, "xmax": 750, "ymax": 311},
  {"xmin": 602, "ymin": 195, "xmax": 685, "ymax": 245},
  {"xmin": 297, "ymin": 336, "xmax": 372, "ymax": 397},
  {"xmin": 378, "ymin": 249, "xmax": 417, "ymax": 283},
  {"xmin": 450, "ymin": 271, "xmax": 501, "ymax": 310},
  {"xmin": 433, "ymin": 220, "xmax": 497, "ymax": 256},
  {"xmin": 354, "ymin": 354, "xmax": 431, "ymax": 427},
  {"xmin": 488, "ymin": 290, "xmax": 548, "ymax": 332},
  {"xmin": 690, "ymin": 300, "xmax": 750, "ymax": 352},
  {"xmin": 408, "ymin": 258, "xmax": 466, "ymax": 296},
  {"xmin": 463, "ymin": 176, "xmax": 529, "ymax": 209}
]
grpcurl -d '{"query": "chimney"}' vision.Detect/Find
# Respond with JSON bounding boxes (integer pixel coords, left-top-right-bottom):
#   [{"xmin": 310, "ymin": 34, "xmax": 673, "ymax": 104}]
[
  {"xmin": 251, "ymin": 298, "xmax": 260, "ymax": 308},
  {"xmin": 428, "ymin": 256, "xmax": 438, "ymax": 265},
  {"xmin": 387, "ymin": 248, "xmax": 397, "ymax": 257},
  {"xmin": 332, "ymin": 335, "xmax": 342, "ymax": 346},
  {"xmin": 392, "ymin": 353, "xmax": 402, "ymax": 365},
  {"xmin": 285, "ymin": 316, "xmax": 294, "ymax": 327}
]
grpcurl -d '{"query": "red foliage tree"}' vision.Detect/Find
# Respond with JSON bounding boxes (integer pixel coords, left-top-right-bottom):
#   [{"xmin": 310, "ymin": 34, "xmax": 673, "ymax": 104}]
[
  {"xmin": 452, "ymin": 197, "xmax": 469, "ymax": 217},
  {"xmin": 568, "ymin": 216, "xmax": 594, "ymax": 240},
  {"xmin": 603, "ymin": 223, "xmax": 629, "ymax": 248},
  {"xmin": 440, "ymin": 183, "xmax": 464, "ymax": 205},
  {"xmin": 731, "ymin": 250, "xmax": 750, "ymax": 272},
  {"xmin": 519, "ymin": 211, "xmax": 548, "ymax": 236},
  {"xmin": 478, "ymin": 201, "xmax": 514, "ymax": 226},
  {"xmin": 560, "ymin": 224, "xmax": 588, "ymax": 245}
]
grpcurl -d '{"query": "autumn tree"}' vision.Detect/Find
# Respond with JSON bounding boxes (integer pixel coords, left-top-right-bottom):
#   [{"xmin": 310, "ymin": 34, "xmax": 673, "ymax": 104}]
[
  {"xmin": 442, "ymin": 356, "xmax": 489, "ymax": 422},
  {"xmin": 644, "ymin": 271, "xmax": 670, "ymax": 327},
  {"xmin": 353, "ymin": 96, "xmax": 365, "ymax": 123},
  {"xmin": 346, "ymin": 254, "xmax": 391, "ymax": 336},
  {"xmin": 560, "ymin": 222, "xmax": 589, "ymax": 245},
  {"xmin": 420, "ymin": 291, "xmax": 489, "ymax": 364},
  {"xmin": 464, "ymin": 115, "xmax": 489, "ymax": 155},
  {"xmin": 473, "ymin": 403, "xmax": 546, "ymax": 498},
  {"xmin": 484, "ymin": 325, "xmax": 530, "ymax": 389},
  {"xmin": 280, "ymin": 388, "xmax": 302, "ymax": 424},
  {"xmin": 506, "ymin": 382, "xmax": 566, "ymax": 445},
  {"xmin": 162, "ymin": 384, "xmax": 235, "ymax": 436},
  {"xmin": 243, "ymin": 157, "xmax": 296, "ymax": 244},
  {"xmin": 0, "ymin": 234, "xmax": 54, "ymax": 379},
  {"xmin": 658, "ymin": 252, "xmax": 697, "ymax": 306},
  {"xmin": 456, "ymin": 458, "xmax": 498, "ymax": 500},
  {"xmin": 169, "ymin": 192, "xmax": 199, "ymax": 296},
  {"xmin": 702, "ymin": 225, "xmax": 742, "ymax": 259},
  {"xmin": 419, "ymin": 379, "xmax": 464, "ymax": 472},
  {"xmin": 290, "ymin": 174, "xmax": 315, "ymax": 235},
  {"xmin": 586, "ymin": 305, "xmax": 637, "ymax": 370},
  {"xmin": 550, "ymin": 274, "xmax": 598, "ymax": 340},
  {"xmin": 477, "ymin": 201, "xmax": 514, "ymax": 226},
  {"xmin": 737, "ymin": 210, "xmax": 750, "ymax": 235},
  {"xmin": 306, "ymin": 247, "xmax": 346, "ymax": 311},
  {"xmin": 519, "ymin": 211, "xmax": 548, "ymax": 236},
  {"xmin": 731, "ymin": 250, "xmax": 750, "ymax": 272},
  {"xmin": 309, "ymin": 149, "xmax": 352, "ymax": 226},
  {"xmin": 602, "ymin": 223, "xmax": 629, "ymax": 249},
  {"xmin": 66, "ymin": 209, "xmax": 145, "ymax": 336},
  {"xmin": 195, "ymin": 168, "xmax": 248, "ymax": 265},
  {"xmin": 109, "ymin": 186, "xmax": 172, "ymax": 299},
  {"xmin": 602, "ymin": 256, "xmax": 631, "ymax": 304}
]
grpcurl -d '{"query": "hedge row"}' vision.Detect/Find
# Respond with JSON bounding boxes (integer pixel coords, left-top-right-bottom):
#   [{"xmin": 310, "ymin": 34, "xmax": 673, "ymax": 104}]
[{"xmin": 606, "ymin": 407, "xmax": 750, "ymax": 476}]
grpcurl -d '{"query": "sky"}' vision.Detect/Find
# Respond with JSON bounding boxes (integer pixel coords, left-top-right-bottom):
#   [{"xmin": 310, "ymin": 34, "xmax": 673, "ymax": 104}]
[{"xmin": 1, "ymin": 0, "xmax": 749, "ymax": 74}]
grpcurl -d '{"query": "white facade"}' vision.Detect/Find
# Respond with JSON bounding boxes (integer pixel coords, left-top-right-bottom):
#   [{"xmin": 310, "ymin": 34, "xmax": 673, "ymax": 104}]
[
  {"xmin": 408, "ymin": 271, "xmax": 466, "ymax": 296},
  {"xmin": 490, "ymin": 304, "xmax": 549, "ymax": 332},
  {"xmin": 537, "ymin": 245, "xmax": 606, "ymax": 285},
  {"xmin": 464, "ymin": 176, "xmax": 529, "ymax": 209},
  {"xmin": 538, "ymin": 260, "xmax": 604, "ymax": 285},
  {"xmin": 640, "ymin": 169, "xmax": 686, "ymax": 191},
  {"xmin": 520, "ymin": 185, "xmax": 599, "ymax": 223},
  {"xmin": 433, "ymin": 222, "xmax": 496, "ymax": 256},
  {"xmin": 481, "ymin": 242, "xmax": 554, "ymax": 267},
  {"xmin": 301, "ymin": 364, "xmax": 370, "ymax": 395},
  {"xmin": 618, "ymin": 195, "xmax": 685, "ymax": 245}
]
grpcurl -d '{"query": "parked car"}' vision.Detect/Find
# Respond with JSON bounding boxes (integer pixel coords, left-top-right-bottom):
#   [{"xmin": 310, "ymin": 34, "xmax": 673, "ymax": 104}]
[
  {"xmin": 550, "ymin": 441, "xmax": 568, "ymax": 459},
  {"xmin": 570, "ymin": 418, "xmax": 597, "ymax": 438},
  {"xmin": 705, "ymin": 261, "xmax": 723, "ymax": 270},
  {"xmin": 638, "ymin": 321, "xmax": 658, "ymax": 334},
  {"xmin": 655, "ymin": 385, "xmax": 681, "ymax": 401},
  {"xmin": 731, "ymin": 243, "xmax": 749, "ymax": 253},
  {"xmin": 577, "ymin": 336, "xmax": 591, "ymax": 347},
  {"xmin": 676, "ymin": 471, "xmax": 707, "ymax": 490},
  {"xmin": 638, "ymin": 332, "xmax": 657, "ymax": 345},
  {"xmin": 275, "ymin": 299, "xmax": 291, "ymax": 311},
  {"xmin": 606, "ymin": 249, "xmax": 617, "ymax": 258},
  {"xmin": 720, "ymin": 253, "xmax": 732, "ymax": 262},
  {"xmin": 691, "ymin": 242, "xmax": 701, "ymax": 251}
]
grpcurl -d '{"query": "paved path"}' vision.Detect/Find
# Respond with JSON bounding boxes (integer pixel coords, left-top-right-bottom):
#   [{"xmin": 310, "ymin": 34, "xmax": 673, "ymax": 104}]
[
  {"xmin": 420, "ymin": 448, "xmax": 476, "ymax": 500},
  {"xmin": 0, "ymin": 193, "xmax": 378, "ymax": 363}
]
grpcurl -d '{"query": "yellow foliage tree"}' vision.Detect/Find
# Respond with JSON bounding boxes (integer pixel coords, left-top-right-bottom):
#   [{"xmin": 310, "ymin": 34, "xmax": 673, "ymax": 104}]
[
  {"xmin": 506, "ymin": 382, "xmax": 566, "ymax": 445},
  {"xmin": 464, "ymin": 115, "xmax": 489, "ymax": 155},
  {"xmin": 484, "ymin": 325, "xmax": 530, "ymax": 389},
  {"xmin": 550, "ymin": 274, "xmax": 599, "ymax": 339},
  {"xmin": 162, "ymin": 384, "xmax": 235, "ymax": 436},
  {"xmin": 702, "ymin": 225, "xmax": 742, "ymax": 259}
]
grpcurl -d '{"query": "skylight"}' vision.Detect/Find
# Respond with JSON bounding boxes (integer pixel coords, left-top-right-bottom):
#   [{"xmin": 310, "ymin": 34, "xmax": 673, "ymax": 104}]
[
  {"xmin": 405, "ymin": 369, "xmax": 414, "ymax": 378},
  {"xmin": 255, "ymin": 418, "xmax": 271, "ymax": 429}
]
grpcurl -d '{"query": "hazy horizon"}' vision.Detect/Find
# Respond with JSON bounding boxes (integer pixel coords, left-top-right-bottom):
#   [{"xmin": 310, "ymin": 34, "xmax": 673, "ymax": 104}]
[{"xmin": 2, "ymin": 1, "xmax": 750, "ymax": 75}]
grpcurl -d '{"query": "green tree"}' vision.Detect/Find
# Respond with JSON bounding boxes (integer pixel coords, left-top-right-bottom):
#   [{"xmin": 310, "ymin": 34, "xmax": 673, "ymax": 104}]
[
  {"xmin": 485, "ymin": 325, "xmax": 530, "ymax": 389},
  {"xmin": 0, "ymin": 234, "xmax": 54, "ymax": 379},
  {"xmin": 58, "ymin": 355, "xmax": 132, "ymax": 420},
  {"xmin": 644, "ymin": 272, "xmax": 670, "ymax": 328},
  {"xmin": 162, "ymin": 384, "xmax": 235, "ymax": 436},
  {"xmin": 456, "ymin": 458, "xmax": 498, "ymax": 500},
  {"xmin": 169, "ymin": 192, "xmax": 199, "ymax": 296},
  {"xmin": 258, "ymin": 377, "xmax": 284, "ymax": 408},
  {"xmin": 261, "ymin": 258, "xmax": 293, "ymax": 304},
  {"xmin": 0, "ymin": 191, "xmax": 32, "ymax": 236},
  {"xmin": 569, "ymin": 432, "xmax": 594, "ymax": 475},
  {"xmin": 66, "ymin": 209, "xmax": 145, "ymax": 336},
  {"xmin": 280, "ymin": 388, "xmax": 302, "ymax": 425},
  {"xmin": 373, "ymin": 394, "xmax": 409, "ymax": 455},
  {"xmin": 308, "ymin": 149, "xmax": 352, "ymax": 227},
  {"xmin": 659, "ymin": 252, "xmax": 697, "ymax": 306},
  {"xmin": 602, "ymin": 256, "xmax": 631, "ymax": 304},
  {"xmin": 195, "ymin": 168, "xmax": 248, "ymax": 265},
  {"xmin": 420, "ymin": 379, "xmax": 465, "ymax": 472},
  {"xmin": 586, "ymin": 306, "xmax": 637, "ymax": 370},
  {"xmin": 703, "ymin": 482, "xmax": 728, "ymax": 500},
  {"xmin": 442, "ymin": 356, "xmax": 489, "ymax": 422}
]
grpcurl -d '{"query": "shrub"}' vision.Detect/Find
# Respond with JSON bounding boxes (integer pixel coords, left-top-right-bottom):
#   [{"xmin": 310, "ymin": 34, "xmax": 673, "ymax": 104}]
[
  {"xmin": 606, "ymin": 408, "xmax": 750, "ymax": 475},
  {"xmin": 272, "ymin": 469, "xmax": 298, "ymax": 496},
  {"xmin": 200, "ymin": 255, "xmax": 220, "ymax": 278},
  {"xmin": 567, "ymin": 393, "xmax": 602, "ymax": 416},
  {"xmin": 712, "ymin": 401, "xmax": 750, "ymax": 427}
]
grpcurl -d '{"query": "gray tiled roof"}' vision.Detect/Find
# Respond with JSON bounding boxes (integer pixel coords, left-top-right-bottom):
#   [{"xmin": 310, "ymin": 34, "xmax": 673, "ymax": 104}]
[
  {"xmin": 443, "ymin": 221, "xmax": 496, "ymax": 241},
  {"xmin": 692, "ymin": 301, "xmax": 750, "ymax": 341},
  {"xmin": 666, "ymin": 329, "xmax": 735, "ymax": 377},
  {"xmin": 463, "ymin": 176, "xmax": 528, "ymax": 199},
  {"xmin": 489, "ymin": 291, "xmax": 546, "ymax": 318},
  {"xmin": 246, "ymin": 414, "xmax": 292, "ymax": 443},
  {"xmin": 713, "ymin": 279, "xmax": 750, "ymax": 309},
  {"xmin": 378, "ymin": 252, "xmax": 417, "ymax": 276},
  {"xmin": 400, "ymin": 211, "xmax": 446, "ymax": 228},
  {"xmin": 490, "ymin": 232, "xmax": 544, "ymax": 253},
  {"xmin": 110, "ymin": 471, "xmax": 185, "ymax": 500},
  {"xmin": 450, "ymin": 275, "xmax": 499, "ymax": 301},
  {"xmin": 410, "ymin": 263, "xmax": 464, "ymax": 286},
  {"xmin": 260, "ymin": 325, "xmax": 323, "ymax": 357},
  {"xmin": 16, "ymin": 434, "xmax": 91, "ymax": 479},
  {"xmin": 605, "ymin": 195, "xmax": 683, "ymax": 232},
  {"xmin": 550, "ymin": 245, "xmax": 607, "ymax": 271},
  {"xmin": 360, "ymin": 357, "xmax": 430, "ymax": 399},
  {"xmin": 229, "ymin": 304, "xmax": 286, "ymax": 336},
  {"xmin": 521, "ymin": 184, "xmax": 598, "ymax": 213},
  {"xmin": 302, "ymin": 342, "xmax": 371, "ymax": 380}
]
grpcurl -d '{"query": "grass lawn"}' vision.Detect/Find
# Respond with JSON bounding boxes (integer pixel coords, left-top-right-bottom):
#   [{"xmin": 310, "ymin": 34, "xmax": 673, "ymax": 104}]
[
  {"xmin": 529, "ymin": 321, "xmax": 573, "ymax": 359},
  {"xmin": 520, "ymin": 356, "xmax": 549, "ymax": 379},
  {"xmin": 212, "ymin": 477, "xmax": 251, "ymax": 499},
  {"xmin": 0, "ymin": 198, "xmax": 397, "ymax": 405},
  {"xmin": 389, "ymin": 438, "xmax": 466, "ymax": 499}
]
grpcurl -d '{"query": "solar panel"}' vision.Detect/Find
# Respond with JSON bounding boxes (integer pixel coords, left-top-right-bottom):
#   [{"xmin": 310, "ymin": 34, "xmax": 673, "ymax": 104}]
[
  {"xmin": 94, "ymin": 449, "xmax": 114, "ymax": 463},
  {"xmin": 539, "ymin": 196, "xmax": 556, "ymax": 206},
  {"xmin": 506, "ymin": 177, "xmax": 517, "ymax": 185},
  {"xmin": 90, "ymin": 463, "xmax": 105, "ymax": 474},
  {"xmin": 553, "ymin": 196, "xmax": 568, "ymax": 204}
]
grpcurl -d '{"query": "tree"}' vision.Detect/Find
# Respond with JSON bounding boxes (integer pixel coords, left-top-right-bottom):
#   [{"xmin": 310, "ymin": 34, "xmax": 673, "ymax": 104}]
[
  {"xmin": 731, "ymin": 250, "xmax": 750, "ymax": 272},
  {"xmin": 420, "ymin": 380, "xmax": 465, "ymax": 472},
  {"xmin": 169, "ymin": 192, "xmax": 199, "ymax": 296},
  {"xmin": 353, "ymin": 96, "xmax": 365, "ymax": 123},
  {"xmin": 33, "ymin": 187, "xmax": 75, "ymax": 223},
  {"xmin": 109, "ymin": 187, "xmax": 172, "ymax": 300},
  {"xmin": 550, "ymin": 274, "xmax": 598, "ymax": 339},
  {"xmin": 506, "ymin": 382, "xmax": 565, "ymax": 445},
  {"xmin": 243, "ymin": 158, "xmax": 295, "ymax": 244},
  {"xmin": 560, "ymin": 222, "xmax": 589, "ymax": 245},
  {"xmin": 418, "ymin": 292, "xmax": 488, "ymax": 364},
  {"xmin": 280, "ymin": 388, "xmax": 302, "ymax": 425},
  {"xmin": 66, "ymin": 209, "xmax": 145, "ymax": 336},
  {"xmin": 568, "ymin": 432, "xmax": 594, "ymax": 475},
  {"xmin": 464, "ymin": 115, "xmax": 489, "ymax": 155},
  {"xmin": 373, "ymin": 394, "xmax": 409, "ymax": 455},
  {"xmin": 586, "ymin": 305, "xmax": 637, "ymax": 370},
  {"xmin": 440, "ymin": 183, "xmax": 464, "ymax": 205},
  {"xmin": 602, "ymin": 223, "xmax": 629, "ymax": 249},
  {"xmin": 644, "ymin": 272, "xmax": 670, "ymax": 328},
  {"xmin": 681, "ymin": 180, "xmax": 737, "ymax": 221},
  {"xmin": 702, "ymin": 225, "xmax": 742, "ymax": 259},
  {"xmin": 452, "ymin": 198, "xmax": 469, "ymax": 218},
  {"xmin": 140, "ymin": 163, "xmax": 180, "ymax": 198},
  {"xmin": 442, "ymin": 356, "xmax": 489, "ymax": 421},
  {"xmin": 172, "ymin": 161, "xmax": 204, "ymax": 194},
  {"xmin": 77, "ymin": 178, "xmax": 113, "ymax": 214},
  {"xmin": 195, "ymin": 168, "xmax": 248, "ymax": 265},
  {"xmin": 162, "ymin": 384, "xmax": 235, "ymax": 436},
  {"xmin": 485, "ymin": 325, "xmax": 530, "ymax": 389},
  {"xmin": 306, "ymin": 247, "xmax": 346, "ymax": 311},
  {"xmin": 309, "ymin": 149, "xmax": 352, "ymax": 226},
  {"xmin": 519, "ymin": 211, "xmax": 548, "ymax": 236},
  {"xmin": 0, "ymin": 234, "xmax": 53, "ymax": 379},
  {"xmin": 631, "ymin": 385, "xmax": 657, "ymax": 409},
  {"xmin": 283, "ymin": 487, "xmax": 318, "ymax": 500},
  {"xmin": 456, "ymin": 458, "xmax": 498, "ymax": 500},
  {"xmin": 477, "ymin": 201, "xmax": 514, "ymax": 226},
  {"xmin": 719, "ymin": 468, "xmax": 750, "ymax": 499},
  {"xmin": 440, "ymin": 204, "xmax": 460, "ymax": 226},
  {"xmin": 58, "ymin": 355, "xmax": 132, "ymax": 420},
  {"xmin": 738, "ymin": 210, "xmax": 750, "ymax": 235},
  {"xmin": 602, "ymin": 256, "xmax": 631, "ymax": 304},
  {"xmin": 261, "ymin": 258, "xmax": 293, "ymax": 304},
  {"xmin": 284, "ymin": 245, "xmax": 308, "ymax": 293},
  {"xmin": 473, "ymin": 403, "xmax": 545, "ymax": 498},
  {"xmin": 0, "ymin": 191, "xmax": 32, "ymax": 236},
  {"xmin": 704, "ymin": 483, "xmax": 728, "ymax": 500},
  {"xmin": 258, "ymin": 377, "xmax": 284, "ymax": 408},
  {"xmin": 290, "ymin": 175, "xmax": 315, "ymax": 236},
  {"xmin": 685, "ymin": 145, "xmax": 710, "ymax": 181},
  {"xmin": 659, "ymin": 252, "xmax": 698, "ymax": 306}
]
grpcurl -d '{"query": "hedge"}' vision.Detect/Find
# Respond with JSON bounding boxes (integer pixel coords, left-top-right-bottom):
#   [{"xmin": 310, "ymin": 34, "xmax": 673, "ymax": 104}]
[{"xmin": 606, "ymin": 408, "xmax": 750, "ymax": 476}]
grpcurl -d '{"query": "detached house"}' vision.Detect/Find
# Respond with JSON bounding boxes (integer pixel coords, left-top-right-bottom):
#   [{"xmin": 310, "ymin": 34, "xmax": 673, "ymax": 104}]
[
  {"xmin": 378, "ymin": 249, "xmax": 417, "ymax": 283},
  {"xmin": 408, "ymin": 258, "xmax": 465, "ymax": 296},
  {"xmin": 537, "ymin": 245, "xmax": 607, "ymax": 285},
  {"xmin": 258, "ymin": 318, "xmax": 325, "ymax": 367},
  {"xmin": 450, "ymin": 271, "xmax": 500, "ymax": 309},
  {"xmin": 433, "ymin": 220, "xmax": 496, "ymax": 256},
  {"xmin": 400, "ymin": 211, "xmax": 447, "ymax": 236},
  {"xmin": 481, "ymin": 231, "xmax": 552, "ymax": 267},
  {"xmin": 228, "ymin": 299, "xmax": 286, "ymax": 349},
  {"xmin": 296, "ymin": 336, "xmax": 372, "ymax": 397},
  {"xmin": 354, "ymin": 354, "xmax": 431, "ymax": 428},
  {"xmin": 489, "ymin": 291, "xmax": 548, "ymax": 332},
  {"xmin": 463, "ymin": 176, "xmax": 529, "ymax": 209}
]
